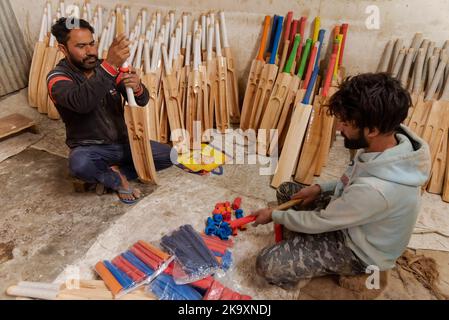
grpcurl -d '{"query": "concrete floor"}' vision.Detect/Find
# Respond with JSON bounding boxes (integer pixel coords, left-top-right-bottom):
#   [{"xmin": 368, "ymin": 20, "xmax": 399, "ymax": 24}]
[{"xmin": 1, "ymin": 89, "xmax": 449, "ymax": 300}]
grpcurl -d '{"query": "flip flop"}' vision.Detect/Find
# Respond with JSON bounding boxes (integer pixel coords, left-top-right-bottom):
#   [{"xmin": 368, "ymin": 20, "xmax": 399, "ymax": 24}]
[{"xmin": 117, "ymin": 188, "xmax": 140, "ymax": 205}]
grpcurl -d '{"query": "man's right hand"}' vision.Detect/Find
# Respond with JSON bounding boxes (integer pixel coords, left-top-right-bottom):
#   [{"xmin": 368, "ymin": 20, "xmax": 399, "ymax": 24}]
[
  {"xmin": 105, "ymin": 34, "xmax": 130, "ymax": 69},
  {"xmin": 290, "ymin": 184, "xmax": 321, "ymax": 207}
]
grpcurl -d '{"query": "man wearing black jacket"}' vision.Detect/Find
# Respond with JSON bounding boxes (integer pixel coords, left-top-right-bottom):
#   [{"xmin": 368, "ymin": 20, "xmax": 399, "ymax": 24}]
[{"xmin": 47, "ymin": 18, "xmax": 173, "ymax": 204}]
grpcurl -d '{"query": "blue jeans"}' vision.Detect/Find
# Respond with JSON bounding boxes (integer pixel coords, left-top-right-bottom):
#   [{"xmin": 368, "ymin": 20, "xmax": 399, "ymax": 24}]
[{"xmin": 69, "ymin": 141, "xmax": 174, "ymax": 190}]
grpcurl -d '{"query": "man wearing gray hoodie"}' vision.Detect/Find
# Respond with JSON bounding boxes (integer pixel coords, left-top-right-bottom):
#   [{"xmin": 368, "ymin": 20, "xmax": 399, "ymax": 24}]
[{"xmin": 253, "ymin": 73, "xmax": 431, "ymax": 289}]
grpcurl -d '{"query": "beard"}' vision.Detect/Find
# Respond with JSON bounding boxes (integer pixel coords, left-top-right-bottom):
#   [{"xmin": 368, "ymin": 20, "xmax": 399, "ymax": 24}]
[
  {"xmin": 341, "ymin": 129, "xmax": 369, "ymax": 150},
  {"xmin": 69, "ymin": 54, "xmax": 99, "ymax": 71}
]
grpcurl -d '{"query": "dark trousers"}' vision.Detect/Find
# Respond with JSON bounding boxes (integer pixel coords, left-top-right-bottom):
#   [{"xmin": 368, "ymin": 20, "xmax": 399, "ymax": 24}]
[
  {"xmin": 69, "ymin": 141, "xmax": 174, "ymax": 191},
  {"xmin": 256, "ymin": 182, "xmax": 367, "ymax": 289}
]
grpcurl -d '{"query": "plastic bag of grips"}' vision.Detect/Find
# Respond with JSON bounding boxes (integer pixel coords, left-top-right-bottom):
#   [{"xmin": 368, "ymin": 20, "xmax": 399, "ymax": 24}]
[
  {"xmin": 160, "ymin": 224, "xmax": 228, "ymax": 285},
  {"xmin": 94, "ymin": 240, "xmax": 176, "ymax": 299}
]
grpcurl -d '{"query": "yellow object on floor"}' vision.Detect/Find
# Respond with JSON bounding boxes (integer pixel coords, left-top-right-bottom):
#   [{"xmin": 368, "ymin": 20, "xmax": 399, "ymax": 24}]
[{"xmin": 177, "ymin": 144, "xmax": 226, "ymax": 173}]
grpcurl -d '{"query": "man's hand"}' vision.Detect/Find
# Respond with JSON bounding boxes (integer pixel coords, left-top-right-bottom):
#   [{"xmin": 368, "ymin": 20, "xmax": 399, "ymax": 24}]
[
  {"xmin": 291, "ymin": 184, "xmax": 321, "ymax": 207},
  {"xmin": 251, "ymin": 208, "xmax": 274, "ymax": 227},
  {"xmin": 121, "ymin": 66, "xmax": 142, "ymax": 93},
  {"xmin": 106, "ymin": 33, "xmax": 130, "ymax": 69}
]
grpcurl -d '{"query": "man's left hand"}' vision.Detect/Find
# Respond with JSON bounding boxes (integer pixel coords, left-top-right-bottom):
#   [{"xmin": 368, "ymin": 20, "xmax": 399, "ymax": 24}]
[
  {"xmin": 252, "ymin": 208, "xmax": 274, "ymax": 227},
  {"xmin": 122, "ymin": 66, "xmax": 142, "ymax": 93}
]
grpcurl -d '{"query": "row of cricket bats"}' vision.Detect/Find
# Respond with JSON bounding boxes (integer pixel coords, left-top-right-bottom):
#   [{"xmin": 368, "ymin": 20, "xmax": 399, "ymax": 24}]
[
  {"xmin": 239, "ymin": 13, "xmax": 348, "ymax": 188},
  {"xmin": 378, "ymin": 34, "xmax": 449, "ymax": 202}
]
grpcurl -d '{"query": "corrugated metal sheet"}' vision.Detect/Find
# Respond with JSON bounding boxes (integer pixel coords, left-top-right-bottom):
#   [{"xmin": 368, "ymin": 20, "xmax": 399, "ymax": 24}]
[{"xmin": 0, "ymin": 0, "xmax": 31, "ymax": 97}]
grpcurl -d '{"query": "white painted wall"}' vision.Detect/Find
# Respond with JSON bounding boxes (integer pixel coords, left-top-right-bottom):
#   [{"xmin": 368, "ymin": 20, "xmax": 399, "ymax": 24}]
[{"xmin": 10, "ymin": 0, "xmax": 449, "ymax": 93}]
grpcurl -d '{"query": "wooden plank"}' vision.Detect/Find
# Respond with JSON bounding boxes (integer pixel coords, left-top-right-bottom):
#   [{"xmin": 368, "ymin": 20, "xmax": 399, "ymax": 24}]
[{"xmin": 0, "ymin": 114, "xmax": 37, "ymax": 139}]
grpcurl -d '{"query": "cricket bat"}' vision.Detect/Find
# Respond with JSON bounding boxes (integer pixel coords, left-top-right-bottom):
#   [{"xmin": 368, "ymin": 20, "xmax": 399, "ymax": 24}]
[
  {"xmin": 240, "ymin": 15, "xmax": 271, "ymax": 131},
  {"xmin": 409, "ymin": 54, "xmax": 446, "ymax": 136},
  {"xmin": 117, "ymin": 9, "xmax": 159, "ymax": 184},
  {"xmin": 28, "ymin": 9, "xmax": 48, "ymax": 108},
  {"xmin": 219, "ymin": 11, "xmax": 240, "ymax": 124},
  {"xmin": 37, "ymin": 32, "xmax": 58, "ymax": 114}
]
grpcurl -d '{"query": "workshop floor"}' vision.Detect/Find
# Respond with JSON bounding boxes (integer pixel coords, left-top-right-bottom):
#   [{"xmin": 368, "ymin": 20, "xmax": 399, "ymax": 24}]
[{"xmin": 1, "ymin": 89, "xmax": 448, "ymax": 300}]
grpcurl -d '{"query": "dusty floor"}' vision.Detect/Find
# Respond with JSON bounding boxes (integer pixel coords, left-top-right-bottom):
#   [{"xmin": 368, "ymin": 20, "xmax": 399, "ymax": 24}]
[{"xmin": 1, "ymin": 89, "xmax": 449, "ymax": 300}]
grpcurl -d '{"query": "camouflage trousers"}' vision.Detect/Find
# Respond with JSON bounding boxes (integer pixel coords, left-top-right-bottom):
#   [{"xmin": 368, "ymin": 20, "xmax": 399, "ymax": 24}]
[{"xmin": 256, "ymin": 182, "xmax": 367, "ymax": 289}]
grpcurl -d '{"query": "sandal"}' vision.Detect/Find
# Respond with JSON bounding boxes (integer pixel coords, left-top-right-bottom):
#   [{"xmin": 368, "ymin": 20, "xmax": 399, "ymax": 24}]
[{"xmin": 117, "ymin": 188, "xmax": 140, "ymax": 204}]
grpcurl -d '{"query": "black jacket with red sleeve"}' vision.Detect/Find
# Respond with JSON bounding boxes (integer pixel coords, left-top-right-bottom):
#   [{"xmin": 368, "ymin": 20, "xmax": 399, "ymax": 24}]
[{"xmin": 46, "ymin": 58, "xmax": 149, "ymax": 148}]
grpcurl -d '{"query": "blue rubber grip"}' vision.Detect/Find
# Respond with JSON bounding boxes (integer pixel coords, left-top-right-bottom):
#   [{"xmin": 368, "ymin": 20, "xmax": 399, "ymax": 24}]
[
  {"xmin": 103, "ymin": 260, "xmax": 134, "ymax": 289},
  {"xmin": 314, "ymin": 29, "xmax": 326, "ymax": 70},
  {"xmin": 266, "ymin": 15, "xmax": 278, "ymax": 54},
  {"xmin": 269, "ymin": 16, "xmax": 284, "ymax": 65},
  {"xmin": 302, "ymin": 66, "xmax": 320, "ymax": 105},
  {"xmin": 122, "ymin": 251, "xmax": 154, "ymax": 276}
]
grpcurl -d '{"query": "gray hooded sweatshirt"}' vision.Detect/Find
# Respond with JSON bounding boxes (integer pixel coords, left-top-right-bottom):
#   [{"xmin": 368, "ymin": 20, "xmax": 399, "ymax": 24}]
[{"xmin": 272, "ymin": 125, "xmax": 431, "ymax": 270}]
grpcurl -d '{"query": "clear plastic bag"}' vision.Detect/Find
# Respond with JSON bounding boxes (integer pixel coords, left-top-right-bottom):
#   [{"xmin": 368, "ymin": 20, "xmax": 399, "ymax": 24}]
[
  {"xmin": 160, "ymin": 224, "xmax": 222, "ymax": 284},
  {"xmin": 94, "ymin": 240, "xmax": 174, "ymax": 299}
]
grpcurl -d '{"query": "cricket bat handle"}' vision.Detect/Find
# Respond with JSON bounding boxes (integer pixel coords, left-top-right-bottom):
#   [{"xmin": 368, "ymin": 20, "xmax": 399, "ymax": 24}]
[
  {"xmin": 274, "ymin": 198, "xmax": 304, "ymax": 211},
  {"xmin": 257, "ymin": 16, "xmax": 271, "ymax": 61}
]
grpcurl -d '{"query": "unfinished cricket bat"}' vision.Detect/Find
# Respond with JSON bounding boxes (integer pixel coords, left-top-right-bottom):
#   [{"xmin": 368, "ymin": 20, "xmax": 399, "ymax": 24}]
[
  {"xmin": 408, "ymin": 54, "xmax": 443, "ymax": 136},
  {"xmin": 400, "ymin": 48, "xmax": 415, "ymax": 89},
  {"xmin": 377, "ymin": 40, "xmax": 394, "ymax": 72},
  {"xmin": 248, "ymin": 16, "xmax": 283, "ymax": 130},
  {"xmin": 314, "ymin": 53, "xmax": 338, "ymax": 175},
  {"xmin": 422, "ymin": 64, "xmax": 449, "ymax": 180},
  {"xmin": 405, "ymin": 48, "xmax": 425, "ymax": 125},
  {"xmin": 28, "ymin": 9, "xmax": 48, "ymax": 108},
  {"xmin": 271, "ymin": 102, "xmax": 312, "ymax": 188},
  {"xmin": 294, "ymin": 64, "xmax": 322, "ymax": 185},
  {"xmin": 206, "ymin": 24, "xmax": 216, "ymax": 129},
  {"xmin": 161, "ymin": 42, "xmax": 186, "ymax": 147},
  {"xmin": 37, "ymin": 32, "xmax": 58, "ymax": 114},
  {"xmin": 219, "ymin": 11, "xmax": 240, "ymax": 124},
  {"xmin": 46, "ymin": 49, "xmax": 65, "ymax": 120},
  {"xmin": 427, "ymin": 129, "xmax": 448, "ymax": 194},
  {"xmin": 179, "ymin": 33, "xmax": 191, "ymax": 119},
  {"xmin": 116, "ymin": 10, "xmax": 159, "ymax": 184},
  {"xmin": 214, "ymin": 20, "xmax": 229, "ymax": 133},
  {"xmin": 240, "ymin": 15, "xmax": 270, "ymax": 131}
]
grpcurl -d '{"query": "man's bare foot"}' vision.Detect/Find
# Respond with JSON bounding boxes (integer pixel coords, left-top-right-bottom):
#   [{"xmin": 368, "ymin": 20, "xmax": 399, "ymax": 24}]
[{"xmin": 110, "ymin": 166, "xmax": 141, "ymax": 202}]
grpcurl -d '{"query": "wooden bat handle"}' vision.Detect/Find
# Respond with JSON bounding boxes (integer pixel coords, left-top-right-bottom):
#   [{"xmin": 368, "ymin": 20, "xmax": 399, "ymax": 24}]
[
  {"xmin": 425, "ymin": 54, "xmax": 448, "ymax": 101},
  {"xmin": 257, "ymin": 16, "xmax": 271, "ymax": 61},
  {"xmin": 274, "ymin": 198, "xmax": 304, "ymax": 211}
]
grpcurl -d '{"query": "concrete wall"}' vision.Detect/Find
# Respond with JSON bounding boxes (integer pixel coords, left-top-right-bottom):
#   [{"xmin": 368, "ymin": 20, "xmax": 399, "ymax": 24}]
[{"xmin": 10, "ymin": 0, "xmax": 449, "ymax": 90}]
